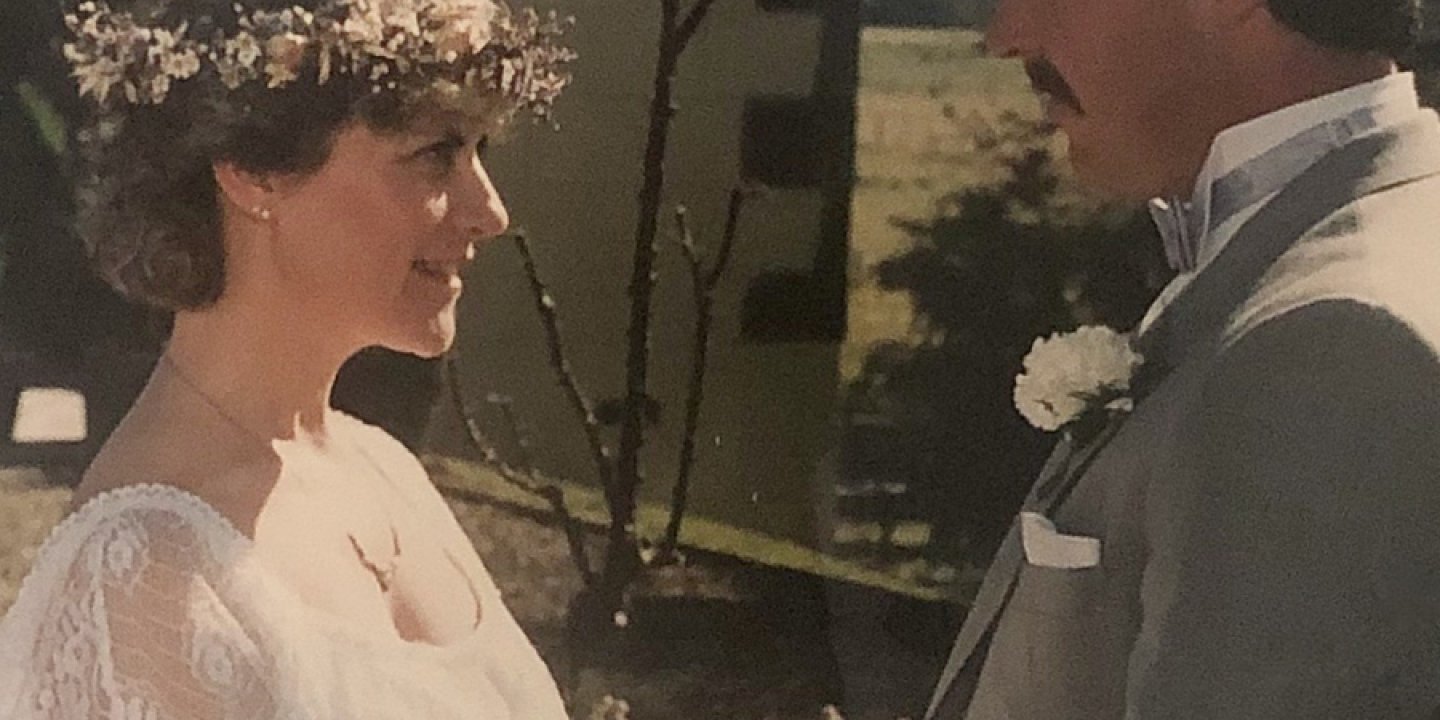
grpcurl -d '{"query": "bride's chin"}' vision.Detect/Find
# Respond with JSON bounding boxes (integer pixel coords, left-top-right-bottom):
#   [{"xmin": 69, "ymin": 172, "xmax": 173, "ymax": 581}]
[
  {"xmin": 388, "ymin": 322, "xmax": 457, "ymax": 359},
  {"xmin": 411, "ymin": 339, "xmax": 452, "ymax": 359},
  {"xmin": 368, "ymin": 304, "xmax": 460, "ymax": 358},
  {"xmin": 382, "ymin": 332, "xmax": 453, "ymax": 359}
]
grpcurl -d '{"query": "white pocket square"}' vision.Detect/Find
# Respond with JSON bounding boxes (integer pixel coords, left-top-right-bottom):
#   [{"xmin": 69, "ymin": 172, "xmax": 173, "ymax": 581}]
[{"xmin": 1020, "ymin": 512, "xmax": 1101, "ymax": 569}]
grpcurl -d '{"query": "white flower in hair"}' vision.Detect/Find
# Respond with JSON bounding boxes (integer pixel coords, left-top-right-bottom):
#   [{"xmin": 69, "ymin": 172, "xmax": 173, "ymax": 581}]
[
  {"xmin": 383, "ymin": 4, "xmax": 422, "ymax": 37},
  {"xmin": 63, "ymin": 0, "xmax": 576, "ymax": 122},
  {"xmin": 1013, "ymin": 325, "xmax": 1143, "ymax": 433},
  {"xmin": 153, "ymin": 29, "xmax": 203, "ymax": 80},
  {"xmin": 263, "ymin": 33, "xmax": 308, "ymax": 87},
  {"xmin": 170, "ymin": 51, "xmax": 202, "ymax": 79},
  {"xmin": 432, "ymin": 0, "xmax": 498, "ymax": 55},
  {"xmin": 69, "ymin": 52, "xmax": 125, "ymax": 104},
  {"xmin": 232, "ymin": 32, "xmax": 262, "ymax": 68},
  {"xmin": 147, "ymin": 27, "xmax": 175, "ymax": 57},
  {"xmin": 341, "ymin": 4, "xmax": 387, "ymax": 46},
  {"xmin": 215, "ymin": 31, "xmax": 264, "ymax": 89},
  {"xmin": 146, "ymin": 73, "xmax": 171, "ymax": 101}
]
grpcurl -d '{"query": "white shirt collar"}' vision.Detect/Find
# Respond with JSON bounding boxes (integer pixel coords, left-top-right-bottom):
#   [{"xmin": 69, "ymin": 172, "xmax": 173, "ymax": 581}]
[
  {"xmin": 1196, "ymin": 72, "xmax": 1421, "ymax": 205},
  {"xmin": 1137, "ymin": 72, "xmax": 1423, "ymax": 336},
  {"xmin": 1167, "ymin": 72, "xmax": 1422, "ymax": 272}
]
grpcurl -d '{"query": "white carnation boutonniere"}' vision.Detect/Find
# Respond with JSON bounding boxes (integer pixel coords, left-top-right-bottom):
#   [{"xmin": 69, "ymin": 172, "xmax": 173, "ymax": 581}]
[{"xmin": 1013, "ymin": 325, "xmax": 1144, "ymax": 438}]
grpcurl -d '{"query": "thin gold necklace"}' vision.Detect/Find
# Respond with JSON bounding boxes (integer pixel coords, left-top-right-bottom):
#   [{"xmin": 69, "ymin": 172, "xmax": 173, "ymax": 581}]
[{"xmin": 157, "ymin": 351, "xmax": 403, "ymax": 592}]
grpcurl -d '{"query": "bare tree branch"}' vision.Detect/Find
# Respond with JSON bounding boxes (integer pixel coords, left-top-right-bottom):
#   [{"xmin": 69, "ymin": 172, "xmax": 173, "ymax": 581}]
[
  {"xmin": 604, "ymin": 0, "xmax": 705, "ymax": 608},
  {"xmin": 675, "ymin": 205, "xmax": 702, "ymax": 271},
  {"xmin": 658, "ymin": 189, "xmax": 751, "ymax": 560},
  {"xmin": 512, "ymin": 232, "xmax": 617, "ymax": 496},
  {"xmin": 444, "ymin": 353, "xmax": 595, "ymax": 585},
  {"xmin": 658, "ymin": 205, "xmax": 708, "ymax": 561},
  {"xmin": 675, "ymin": 0, "xmax": 719, "ymax": 53},
  {"xmin": 707, "ymin": 185, "xmax": 749, "ymax": 288},
  {"xmin": 662, "ymin": 0, "xmax": 680, "ymax": 36},
  {"xmin": 487, "ymin": 393, "xmax": 535, "ymax": 469}
]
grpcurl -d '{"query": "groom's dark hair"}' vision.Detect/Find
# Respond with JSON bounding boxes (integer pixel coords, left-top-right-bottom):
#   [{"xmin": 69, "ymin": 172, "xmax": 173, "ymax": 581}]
[{"xmin": 1265, "ymin": 0, "xmax": 1422, "ymax": 58}]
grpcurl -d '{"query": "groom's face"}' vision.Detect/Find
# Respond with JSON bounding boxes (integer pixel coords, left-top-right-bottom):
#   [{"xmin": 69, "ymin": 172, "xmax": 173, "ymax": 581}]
[{"xmin": 986, "ymin": 0, "xmax": 1221, "ymax": 199}]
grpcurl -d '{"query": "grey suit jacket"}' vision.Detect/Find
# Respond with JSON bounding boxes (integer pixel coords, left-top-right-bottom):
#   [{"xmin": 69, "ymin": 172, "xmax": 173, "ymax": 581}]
[{"xmin": 927, "ymin": 114, "xmax": 1440, "ymax": 720}]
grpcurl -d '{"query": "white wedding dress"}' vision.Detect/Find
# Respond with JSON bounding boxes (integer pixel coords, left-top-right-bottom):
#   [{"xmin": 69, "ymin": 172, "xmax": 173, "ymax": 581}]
[{"xmin": 0, "ymin": 418, "xmax": 569, "ymax": 720}]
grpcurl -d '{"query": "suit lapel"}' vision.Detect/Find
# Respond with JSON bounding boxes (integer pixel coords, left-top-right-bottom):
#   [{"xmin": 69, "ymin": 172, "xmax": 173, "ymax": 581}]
[
  {"xmin": 924, "ymin": 115, "xmax": 1440, "ymax": 720},
  {"xmin": 1027, "ymin": 419, "xmax": 1126, "ymax": 516},
  {"xmin": 1018, "ymin": 113, "xmax": 1440, "ymax": 525}
]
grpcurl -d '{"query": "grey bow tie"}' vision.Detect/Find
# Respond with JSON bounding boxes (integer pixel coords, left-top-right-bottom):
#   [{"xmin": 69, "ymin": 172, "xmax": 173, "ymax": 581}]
[
  {"xmin": 1149, "ymin": 105, "xmax": 1382, "ymax": 273},
  {"xmin": 1149, "ymin": 197, "xmax": 1202, "ymax": 273}
]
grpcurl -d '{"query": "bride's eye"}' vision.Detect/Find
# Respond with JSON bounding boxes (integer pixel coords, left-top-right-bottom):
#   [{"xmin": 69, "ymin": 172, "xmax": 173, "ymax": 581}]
[{"xmin": 416, "ymin": 134, "xmax": 466, "ymax": 172}]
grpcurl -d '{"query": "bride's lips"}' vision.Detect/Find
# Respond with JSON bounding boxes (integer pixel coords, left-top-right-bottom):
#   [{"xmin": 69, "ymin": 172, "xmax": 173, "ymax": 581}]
[
  {"xmin": 410, "ymin": 258, "xmax": 465, "ymax": 293},
  {"xmin": 1025, "ymin": 59, "xmax": 1084, "ymax": 122}
]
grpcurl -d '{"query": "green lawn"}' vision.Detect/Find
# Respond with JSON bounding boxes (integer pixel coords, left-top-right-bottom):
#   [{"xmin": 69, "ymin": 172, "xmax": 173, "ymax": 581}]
[
  {"xmin": 0, "ymin": 469, "xmax": 71, "ymax": 615},
  {"xmin": 427, "ymin": 455, "xmax": 976, "ymax": 604},
  {"xmin": 843, "ymin": 27, "xmax": 1042, "ymax": 380},
  {"xmin": 859, "ymin": 27, "xmax": 1018, "ymax": 97}
]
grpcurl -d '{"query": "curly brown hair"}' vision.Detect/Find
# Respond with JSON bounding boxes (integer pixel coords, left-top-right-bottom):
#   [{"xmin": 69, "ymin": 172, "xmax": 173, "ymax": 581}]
[{"xmin": 73, "ymin": 0, "xmax": 557, "ymax": 310}]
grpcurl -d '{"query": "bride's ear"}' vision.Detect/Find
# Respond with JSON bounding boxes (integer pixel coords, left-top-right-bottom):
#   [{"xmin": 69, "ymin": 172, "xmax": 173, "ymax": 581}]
[{"xmin": 213, "ymin": 161, "xmax": 278, "ymax": 222}]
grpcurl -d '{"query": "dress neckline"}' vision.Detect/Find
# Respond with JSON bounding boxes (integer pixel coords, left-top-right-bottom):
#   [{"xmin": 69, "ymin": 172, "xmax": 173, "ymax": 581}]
[{"xmin": 54, "ymin": 470, "xmax": 493, "ymax": 658}]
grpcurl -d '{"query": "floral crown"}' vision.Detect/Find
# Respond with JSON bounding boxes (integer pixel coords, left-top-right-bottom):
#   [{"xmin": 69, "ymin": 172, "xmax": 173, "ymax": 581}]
[{"xmin": 62, "ymin": 0, "xmax": 575, "ymax": 123}]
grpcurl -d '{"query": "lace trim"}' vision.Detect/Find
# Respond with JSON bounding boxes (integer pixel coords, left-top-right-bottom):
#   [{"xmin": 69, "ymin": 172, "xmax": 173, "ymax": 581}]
[
  {"xmin": 5, "ymin": 483, "xmax": 250, "ymax": 642},
  {"xmin": 0, "ymin": 484, "xmax": 269, "ymax": 719}
]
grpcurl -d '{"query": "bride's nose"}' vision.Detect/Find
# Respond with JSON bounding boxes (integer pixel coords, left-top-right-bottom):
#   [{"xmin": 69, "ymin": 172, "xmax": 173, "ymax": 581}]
[{"xmin": 455, "ymin": 154, "xmax": 509, "ymax": 240}]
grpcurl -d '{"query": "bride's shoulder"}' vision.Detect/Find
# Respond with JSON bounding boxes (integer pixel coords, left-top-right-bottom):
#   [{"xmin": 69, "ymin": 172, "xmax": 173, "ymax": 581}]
[
  {"xmin": 74, "ymin": 414, "xmax": 282, "ymax": 538},
  {"xmin": 57, "ymin": 444, "xmax": 270, "ymax": 576},
  {"xmin": 78, "ymin": 400, "xmax": 280, "ymax": 524}
]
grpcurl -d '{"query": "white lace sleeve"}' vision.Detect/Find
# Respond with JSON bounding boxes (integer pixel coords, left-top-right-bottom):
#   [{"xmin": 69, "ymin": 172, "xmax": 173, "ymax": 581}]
[{"xmin": 0, "ymin": 488, "xmax": 278, "ymax": 720}]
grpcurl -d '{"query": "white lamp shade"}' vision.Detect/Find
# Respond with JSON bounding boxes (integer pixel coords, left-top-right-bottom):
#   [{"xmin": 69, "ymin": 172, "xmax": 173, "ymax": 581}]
[{"xmin": 11, "ymin": 387, "xmax": 88, "ymax": 444}]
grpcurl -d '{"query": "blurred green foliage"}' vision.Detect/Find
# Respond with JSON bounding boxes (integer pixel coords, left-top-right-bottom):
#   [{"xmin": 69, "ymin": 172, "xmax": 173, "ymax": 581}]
[
  {"xmin": 845, "ymin": 96, "xmax": 1169, "ymax": 564},
  {"xmin": 15, "ymin": 82, "xmax": 67, "ymax": 158}
]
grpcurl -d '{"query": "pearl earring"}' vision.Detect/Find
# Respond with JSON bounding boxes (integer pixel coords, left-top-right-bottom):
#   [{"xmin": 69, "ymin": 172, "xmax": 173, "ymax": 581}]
[{"xmin": 252, "ymin": 206, "xmax": 272, "ymax": 221}]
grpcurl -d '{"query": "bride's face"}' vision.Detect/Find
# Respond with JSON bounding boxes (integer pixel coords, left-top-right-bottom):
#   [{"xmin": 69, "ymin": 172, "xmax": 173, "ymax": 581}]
[{"xmin": 265, "ymin": 119, "xmax": 508, "ymax": 358}]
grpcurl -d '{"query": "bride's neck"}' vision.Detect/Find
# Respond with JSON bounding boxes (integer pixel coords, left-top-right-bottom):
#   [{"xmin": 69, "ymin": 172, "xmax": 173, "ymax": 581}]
[{"xmin": 163, "ymin": 302, "xmax": 357, "ymax": 443}]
